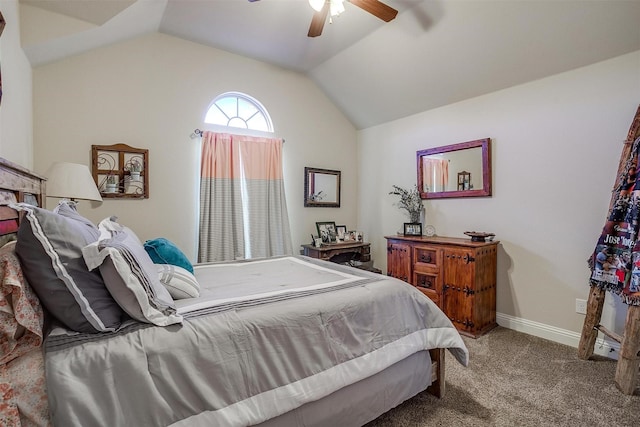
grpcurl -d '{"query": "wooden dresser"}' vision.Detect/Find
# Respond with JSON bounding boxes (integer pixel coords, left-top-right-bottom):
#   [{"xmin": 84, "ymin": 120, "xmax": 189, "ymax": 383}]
[{"xmin": 385, "ymin": 235, "xmax": 498, "ymax": 338}]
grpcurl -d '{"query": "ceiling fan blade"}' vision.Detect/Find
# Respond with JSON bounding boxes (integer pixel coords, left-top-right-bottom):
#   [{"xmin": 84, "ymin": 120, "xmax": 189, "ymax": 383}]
[
  {"xmin": 308, "ymin": 3, "xmax": 330, "ymax": 37},
  {"xmin": 349, "ymin": 0, "xmax": 398, "ymax": 22}
]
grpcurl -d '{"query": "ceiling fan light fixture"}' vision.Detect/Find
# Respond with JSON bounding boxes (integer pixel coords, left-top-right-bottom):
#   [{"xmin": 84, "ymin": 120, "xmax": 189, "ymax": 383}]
[
  {"xmin": 308, "ymin": 0, "xmax": 345, "ymax": 17},
  {"xmin": 303, "ymin": 0, "xmax": 398, "ymax": 37},
  {"xmin": 308, "ymin": 0, "xmax": 325, "ymax": 12},
  {"xmin": 330, "ymin": 0, "xmax": 345, "ymax": 17}
]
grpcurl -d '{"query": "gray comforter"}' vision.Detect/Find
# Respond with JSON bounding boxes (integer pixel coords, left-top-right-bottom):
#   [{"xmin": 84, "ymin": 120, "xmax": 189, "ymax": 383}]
[{"xmin": 45, "ymin": 256, "xmax": 468, "ymax": 426}]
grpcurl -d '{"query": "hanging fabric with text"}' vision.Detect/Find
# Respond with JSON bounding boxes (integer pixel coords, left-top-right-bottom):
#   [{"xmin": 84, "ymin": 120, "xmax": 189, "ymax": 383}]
[{"xmin": 589, "ymin": 135, "xmax": 640, "ymax": 305}]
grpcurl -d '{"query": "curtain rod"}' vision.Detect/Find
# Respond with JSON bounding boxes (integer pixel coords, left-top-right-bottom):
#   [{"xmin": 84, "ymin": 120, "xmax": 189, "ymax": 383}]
[{"xmin": 190, "ymin": 128, "xmax": 284, "ymax": 143}]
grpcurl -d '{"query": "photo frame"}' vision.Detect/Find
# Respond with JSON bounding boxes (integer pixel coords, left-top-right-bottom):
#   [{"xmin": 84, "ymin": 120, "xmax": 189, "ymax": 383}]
[
  {"xmin": 336, "ymin": 225, "xmax": 347, "ymax": 241},
  {"xmin": 316, "ymin": 221, "xmax": 337, "ymax": 244},
  {"xmin": 403, "ymin": 223, "xmax": 422, "ymax": 236}
]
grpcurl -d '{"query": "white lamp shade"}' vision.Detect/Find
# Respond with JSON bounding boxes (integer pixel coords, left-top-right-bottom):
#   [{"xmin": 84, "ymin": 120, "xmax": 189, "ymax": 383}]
[{"xmin": 45, "ymin": 162, "xmax": 103, "ymax": 202}]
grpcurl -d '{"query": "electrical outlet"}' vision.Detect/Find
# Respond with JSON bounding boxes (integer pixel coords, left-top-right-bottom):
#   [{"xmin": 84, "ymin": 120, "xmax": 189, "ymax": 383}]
[{"xmin": 575, "ymin": 298, "xmax": 587, "ymax": 314}]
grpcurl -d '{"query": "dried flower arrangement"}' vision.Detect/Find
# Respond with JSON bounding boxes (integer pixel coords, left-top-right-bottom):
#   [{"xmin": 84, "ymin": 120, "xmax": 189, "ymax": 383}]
[
  {"xmin": 389, "ymin": 184, "xmax": 424, "ymax": 223},
  {"xmin": 127, "ymin": 159, "xmax": 142, "ymax": 172}
]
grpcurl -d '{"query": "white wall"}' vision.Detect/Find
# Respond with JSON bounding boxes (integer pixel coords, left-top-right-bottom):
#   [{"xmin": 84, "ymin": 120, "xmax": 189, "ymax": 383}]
[
  {"xmin": 32, "ymin": 32, "xmax": 358, "ymax": 260},
  {"xmin": 358, "ymin": 51, "xmax": 640, "ymax": 346},
  {"xmin": 0, "ymin": 0, "xmax": 33, "ymax": 167}
]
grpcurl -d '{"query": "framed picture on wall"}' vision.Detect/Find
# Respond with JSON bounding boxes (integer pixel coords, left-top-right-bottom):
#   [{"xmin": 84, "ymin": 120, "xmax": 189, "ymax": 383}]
[{"xmin": 316, "ymin": 221, "xmax": 337, "ymax": 244}]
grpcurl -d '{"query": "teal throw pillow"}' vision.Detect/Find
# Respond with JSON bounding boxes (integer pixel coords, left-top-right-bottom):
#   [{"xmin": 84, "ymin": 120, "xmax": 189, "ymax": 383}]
[{"xmin": 143, "ymin": 237, "xmax": 194, "ymax": 274}]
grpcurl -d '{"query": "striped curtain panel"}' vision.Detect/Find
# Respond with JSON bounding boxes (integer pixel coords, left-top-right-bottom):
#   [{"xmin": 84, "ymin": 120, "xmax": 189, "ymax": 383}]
[{"xmin": 198, "ymin": 132, "xmax": 293, "ymax": 262}]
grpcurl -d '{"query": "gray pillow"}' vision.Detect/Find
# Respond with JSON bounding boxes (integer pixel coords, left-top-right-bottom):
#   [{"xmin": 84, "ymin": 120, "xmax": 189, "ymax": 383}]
[
  {"xmin": 82, "ymin": 218, "xmax": 182, "ymax": 326},
  {"xmin": 12, "ymin": 203, "xmax": 125, "ymax": 333},
  {"xmin": 53, "ymin": 200, "xmax": 100, "ymax": 238}
]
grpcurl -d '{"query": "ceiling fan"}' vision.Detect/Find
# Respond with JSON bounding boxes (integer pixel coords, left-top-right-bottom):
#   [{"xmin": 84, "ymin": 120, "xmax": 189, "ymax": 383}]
[{"xmin": 248, "ymin": 0, "xmax": 398, "ymax": 38}]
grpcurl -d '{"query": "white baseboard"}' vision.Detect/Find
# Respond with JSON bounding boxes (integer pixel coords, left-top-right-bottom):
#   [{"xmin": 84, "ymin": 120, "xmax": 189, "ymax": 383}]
[{"xmin": 496, "ymin": 312, "xmax": 619, "ymax": 360}]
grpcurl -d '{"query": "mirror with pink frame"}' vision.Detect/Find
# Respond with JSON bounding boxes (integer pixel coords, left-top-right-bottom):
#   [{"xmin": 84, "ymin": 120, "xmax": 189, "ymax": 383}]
[{"xmin": 417, "ymin": 138, "xmax": 492, "ymax": 199}]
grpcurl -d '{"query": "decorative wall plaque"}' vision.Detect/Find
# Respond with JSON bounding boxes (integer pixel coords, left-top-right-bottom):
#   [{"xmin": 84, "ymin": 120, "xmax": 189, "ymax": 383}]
[{"xmin": 91, "ymin": 143, "xmax": 149, "ymax": 199}]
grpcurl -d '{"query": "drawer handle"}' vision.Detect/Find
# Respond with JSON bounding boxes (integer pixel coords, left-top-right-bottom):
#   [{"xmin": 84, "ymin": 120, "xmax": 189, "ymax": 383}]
[
  {"xmin": 463, "ymin": 254, "xmax": 475, "ymax": 264},
  {"xmin": 420, "ymin": 254, "xmax": 432, "ymax": 263},
  {"xmin": 420, "ymin": 278, "xmax": 433, "ymax": 289}
]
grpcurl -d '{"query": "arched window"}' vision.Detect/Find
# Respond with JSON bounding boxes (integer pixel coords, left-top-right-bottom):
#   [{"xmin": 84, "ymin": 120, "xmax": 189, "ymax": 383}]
[
  {"xmin": 197, "ymin": 92, "xmax": 290, "ymax": 262},
  {"xmin": 204, "ymin": 92, "xmax": 273, "ymax": 133}
]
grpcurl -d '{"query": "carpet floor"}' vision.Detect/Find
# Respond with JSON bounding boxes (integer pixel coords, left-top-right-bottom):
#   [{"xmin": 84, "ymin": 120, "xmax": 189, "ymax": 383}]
[{"xmin": 365, "ymin": 326, "xmax": 639, "ymax": 427}]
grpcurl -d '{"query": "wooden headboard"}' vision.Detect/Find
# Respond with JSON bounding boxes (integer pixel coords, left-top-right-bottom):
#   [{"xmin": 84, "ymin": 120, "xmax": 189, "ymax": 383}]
[
  {"xmin": 0, "ymin": 157, "xmax": 46, "ymax": 241},
  {"xmin": 0, "ymin": 157, "xmax": 46, "ymax": 206}
]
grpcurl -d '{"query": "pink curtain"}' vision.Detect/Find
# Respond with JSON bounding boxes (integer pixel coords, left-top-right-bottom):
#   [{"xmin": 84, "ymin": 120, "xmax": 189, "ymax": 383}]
[
  {"xmin": 422, "ymin": 158, "xmax": 449, "ymax": 192},
  {"xmin": 199, "ymin": 132, "xmax": 292, "ymax": 262}
]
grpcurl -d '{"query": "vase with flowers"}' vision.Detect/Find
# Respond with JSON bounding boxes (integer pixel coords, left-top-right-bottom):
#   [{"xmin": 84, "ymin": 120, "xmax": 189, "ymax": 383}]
[{"xmin": 389, "ymin": 184, "xmax": 424, "ymax": 226}]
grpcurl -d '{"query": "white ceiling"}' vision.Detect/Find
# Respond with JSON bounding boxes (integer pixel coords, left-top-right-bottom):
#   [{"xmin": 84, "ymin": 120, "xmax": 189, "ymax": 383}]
[{"xmin": 20, "ymin": 0, "xmax": 640, "ymax": 129}]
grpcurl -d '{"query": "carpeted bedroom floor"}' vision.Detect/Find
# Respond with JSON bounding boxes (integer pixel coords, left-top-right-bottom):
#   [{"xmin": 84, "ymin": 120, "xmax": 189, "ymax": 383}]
[{"xmin": 366, "ymin": 326, "xmax": 639, "ymax": 427}]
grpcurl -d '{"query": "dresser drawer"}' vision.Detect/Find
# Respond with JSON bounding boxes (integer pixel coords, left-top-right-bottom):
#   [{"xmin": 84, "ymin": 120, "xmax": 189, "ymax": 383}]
[
  {"xmin": 413, "ymin": 271, "xmax": 441, "ymax": 304},
  {"xmin": 414, "ymin": 246, "xmax": 440, "ymax": 268}
]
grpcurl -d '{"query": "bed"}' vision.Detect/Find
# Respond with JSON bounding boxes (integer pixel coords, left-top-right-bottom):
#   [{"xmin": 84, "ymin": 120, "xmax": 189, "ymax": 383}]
[{"xmin": 0, "ymin": 157, "xmax": 468, "ymax": 427}]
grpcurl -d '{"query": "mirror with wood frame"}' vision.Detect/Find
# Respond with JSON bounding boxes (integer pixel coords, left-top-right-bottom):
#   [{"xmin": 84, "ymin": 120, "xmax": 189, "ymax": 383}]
[
  {"xmin": 304, "ymin": 167, "xmax": 341, "ymax": 207},
  {"xmin": 417, "ymin": 138, "xmax": 492, "ymax": 199}
]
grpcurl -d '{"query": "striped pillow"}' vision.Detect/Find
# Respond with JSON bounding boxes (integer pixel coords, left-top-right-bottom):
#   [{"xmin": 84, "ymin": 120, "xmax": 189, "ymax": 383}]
[
  {"xmin": 82, "ymin": 218, "xmax": 182, "ymax": 326},
  {"xmin": 12, "ymin": 203, "xmax": 125, "ymax": 333},
  {"xmin": 157, "ymin": 264, "xmax": 200, "ymax": 299}
]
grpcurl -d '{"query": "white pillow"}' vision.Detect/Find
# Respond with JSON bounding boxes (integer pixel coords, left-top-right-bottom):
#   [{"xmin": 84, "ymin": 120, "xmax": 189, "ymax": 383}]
[
  {"xmin": 82, "ymin": 218, "xmax": 182, "ymax": 326},
  {"xmin": 157, "ymin": 264, "xmax": 200, "ymax": 299}
]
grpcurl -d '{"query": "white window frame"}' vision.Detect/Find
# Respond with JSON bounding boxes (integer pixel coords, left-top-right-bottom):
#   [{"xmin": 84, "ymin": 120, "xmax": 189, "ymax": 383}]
[{"xmin": 203, "ymin": 92, "xmax": 274, "ymax": 137}]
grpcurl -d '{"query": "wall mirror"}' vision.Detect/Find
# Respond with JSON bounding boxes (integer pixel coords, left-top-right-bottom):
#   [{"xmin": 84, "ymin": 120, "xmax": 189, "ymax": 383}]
[
  {"xmin": 417, "ymin": 138, "xmax": 491, "ymax": 199},
  {"xmin": 304, "ymin": 167, "xmax": 341, "ymax": 207}
]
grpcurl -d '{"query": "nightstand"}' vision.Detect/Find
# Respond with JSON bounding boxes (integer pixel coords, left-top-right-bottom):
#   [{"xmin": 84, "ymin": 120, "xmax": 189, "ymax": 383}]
[{"xmin": 301, "ymin": 241, "xmax": 371, "ymax": 263}]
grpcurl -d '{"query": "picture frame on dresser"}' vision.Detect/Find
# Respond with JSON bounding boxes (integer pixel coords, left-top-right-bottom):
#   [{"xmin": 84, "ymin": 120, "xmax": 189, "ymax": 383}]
[
  {"xmin": 335, "ymin": 225, "xmax": 347, "ymax": 241},
  {"xmin": 316, "ymin": 221, "xmax": 337, "ymax": 244},
  {"xmin": 404, "ymin": 223, "xmax": 422, "ymax": 236}
]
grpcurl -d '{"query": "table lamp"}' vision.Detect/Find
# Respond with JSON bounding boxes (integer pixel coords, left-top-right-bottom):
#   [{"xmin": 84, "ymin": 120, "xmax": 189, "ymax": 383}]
[{"xmin": 44, "ymin": 162, "xmax": 103, "ymax": 202}]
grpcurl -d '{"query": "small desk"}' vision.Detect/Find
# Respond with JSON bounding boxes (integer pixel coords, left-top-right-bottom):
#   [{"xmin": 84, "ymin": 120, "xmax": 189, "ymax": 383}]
[{"xmin": 301, "ymin": 241, "xmax": 371, "ymax": 263}]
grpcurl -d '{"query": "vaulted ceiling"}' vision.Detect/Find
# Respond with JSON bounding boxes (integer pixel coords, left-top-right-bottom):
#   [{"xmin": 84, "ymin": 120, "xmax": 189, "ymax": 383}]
[{"xmin": 20, "ymin": 0, "xmax": 640, "ymax": 129}]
